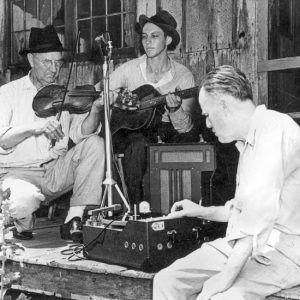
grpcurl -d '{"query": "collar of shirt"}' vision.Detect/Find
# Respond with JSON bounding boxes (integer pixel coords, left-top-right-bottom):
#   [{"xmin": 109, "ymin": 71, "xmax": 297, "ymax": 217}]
[
  {"xmin": 24, "ymin": 71, "xmax": 38, "ymax": 91},
  {"xmin": 235, "ymin": 104, "xmax": 267, "ymax": 153},
  {"xmin": 139, "ymin": 55, "xmax": 174, "ymax": 88}
]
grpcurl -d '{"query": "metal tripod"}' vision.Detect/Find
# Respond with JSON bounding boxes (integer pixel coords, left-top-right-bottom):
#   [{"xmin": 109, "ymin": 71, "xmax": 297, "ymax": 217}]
[{"xmin": 97, "ymin": 36, "xmax": 130, "ymax": 221}]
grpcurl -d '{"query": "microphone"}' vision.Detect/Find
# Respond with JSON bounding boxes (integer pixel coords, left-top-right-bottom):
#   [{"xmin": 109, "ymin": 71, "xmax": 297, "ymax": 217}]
[{"xmin": 95, "ymin": 31, "xmax": 111, "ymax": 45}]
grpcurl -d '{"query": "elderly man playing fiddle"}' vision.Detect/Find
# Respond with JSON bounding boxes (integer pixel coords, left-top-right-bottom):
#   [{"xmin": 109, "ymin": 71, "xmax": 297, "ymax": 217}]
[
  {"xmin": 153, "ymin": 65, "xmax": 300, "ymax": 300},
  {"xmin": 0, "ymin": 25, "xmax": 105, "ymax": 242}
]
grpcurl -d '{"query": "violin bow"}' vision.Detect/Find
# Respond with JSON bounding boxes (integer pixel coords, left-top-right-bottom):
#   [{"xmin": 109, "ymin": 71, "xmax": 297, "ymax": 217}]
[{"xmin": 56, "ymin": 30, "xmax": 81, "ymax": 121}]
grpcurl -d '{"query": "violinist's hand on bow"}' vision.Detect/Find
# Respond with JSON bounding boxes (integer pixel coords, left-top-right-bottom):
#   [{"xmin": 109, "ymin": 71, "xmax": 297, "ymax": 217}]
[
  {"xmin": 166, "ymin": 88, "xmax": 182, "ymax": 113},
  {"xmin": 33, "ymin": 118, "xmax": 64, "ymax": 141},
  {"xmin": 168, "ymin": 199, "xmax": 205, "ymax": 219}
]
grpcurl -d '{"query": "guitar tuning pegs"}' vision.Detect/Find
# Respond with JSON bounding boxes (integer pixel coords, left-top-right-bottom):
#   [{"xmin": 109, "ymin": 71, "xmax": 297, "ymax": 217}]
[{"xmin": 131, "ymin": 94, "xmax": 138, "ymax": 105}]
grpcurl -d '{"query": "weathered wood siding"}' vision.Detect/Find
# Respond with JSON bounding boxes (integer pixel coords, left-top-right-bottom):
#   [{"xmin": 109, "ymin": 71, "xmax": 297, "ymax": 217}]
[
  {"xmin": 0, "ymin": 0, "xmax": 260, "ymax": 104},
  {"xmin": 158, "ymin": 0, "xmax": 259, "ymax": 103}
]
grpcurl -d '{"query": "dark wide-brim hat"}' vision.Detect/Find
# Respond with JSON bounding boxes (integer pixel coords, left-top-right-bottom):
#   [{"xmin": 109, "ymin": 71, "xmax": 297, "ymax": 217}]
[
  {"xmin": 135, "ymin": 10, "xmax": 180, "ymax": 50},
  {"xmin": 19, "ymin": 25, "xmax": 65, "ymax": 55}
]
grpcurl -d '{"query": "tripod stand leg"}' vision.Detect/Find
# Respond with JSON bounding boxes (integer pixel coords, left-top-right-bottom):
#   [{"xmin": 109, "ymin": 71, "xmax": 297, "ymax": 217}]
[
  {"xmin": 100, "ymin": 184, "xmax": 108, "ymax": 207},
  {"xmin": 115, "ymin": 154, "xmax": 129, "ymax": 201},
  {"xmin": 114, "ymin": 183, "xmax": 130, "ymax": 220}
]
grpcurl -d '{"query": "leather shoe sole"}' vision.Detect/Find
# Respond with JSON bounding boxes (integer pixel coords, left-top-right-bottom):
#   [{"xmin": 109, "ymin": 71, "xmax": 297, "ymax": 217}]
[{"xmin": 12, "ymin": 227, "xmax": 33, "ymax": 240}]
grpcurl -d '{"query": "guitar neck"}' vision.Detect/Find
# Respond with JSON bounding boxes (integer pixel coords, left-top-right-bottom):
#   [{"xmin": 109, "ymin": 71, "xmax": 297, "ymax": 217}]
[{"xmin": 139, "ymin": 86, "xmax": 199, "ymax": 110}]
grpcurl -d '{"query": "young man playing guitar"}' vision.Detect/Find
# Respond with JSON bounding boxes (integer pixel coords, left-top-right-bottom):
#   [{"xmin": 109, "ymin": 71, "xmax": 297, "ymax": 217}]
[{"xmin": 100, "ymin": 10, "xmax": 199, "ymax": 207}]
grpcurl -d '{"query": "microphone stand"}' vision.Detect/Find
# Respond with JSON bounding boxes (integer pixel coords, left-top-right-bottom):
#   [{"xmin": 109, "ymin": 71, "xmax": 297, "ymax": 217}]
[{"xmin": 100, "ymin": 37, "xmax": 130, "ymax": 221}]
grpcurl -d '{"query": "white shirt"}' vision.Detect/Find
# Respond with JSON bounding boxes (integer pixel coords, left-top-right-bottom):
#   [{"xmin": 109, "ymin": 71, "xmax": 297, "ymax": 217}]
[
  {"xmin": 224, "ymin": 105, "xmax": 300, "ymax": 262},
  {"xmin": 108, "ymin": 54, "xmax": 196, "ymax": 133},
  {"xmin": 0, "ymin": 74, "xmax": 101, "ymax": 168}
]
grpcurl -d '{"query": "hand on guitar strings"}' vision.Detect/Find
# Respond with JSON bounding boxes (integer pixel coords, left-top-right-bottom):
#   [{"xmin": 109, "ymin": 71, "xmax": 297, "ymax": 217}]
[{"xmin": 166, "ymin": 87, "xmax": 182, "ymax": 113}]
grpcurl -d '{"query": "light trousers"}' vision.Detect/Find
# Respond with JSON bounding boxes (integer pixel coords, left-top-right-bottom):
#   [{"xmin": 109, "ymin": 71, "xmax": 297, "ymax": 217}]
[
  {"xmin": 153, "ymin": 238, "xmax": 300, "ymax": 300},
  {"xmin": 0, "ymin": 135, "xmax": 105, "ymax": 232}
]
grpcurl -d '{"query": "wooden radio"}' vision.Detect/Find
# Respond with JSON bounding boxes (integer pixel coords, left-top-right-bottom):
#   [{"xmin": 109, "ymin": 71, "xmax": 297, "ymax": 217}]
[{"xmin": 144, "ymin": 143, "xmax": 216, "ymax": 215}]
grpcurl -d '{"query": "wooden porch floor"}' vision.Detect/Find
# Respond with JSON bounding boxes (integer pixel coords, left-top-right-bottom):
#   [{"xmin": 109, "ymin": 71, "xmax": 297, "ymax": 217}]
[
  {"xmin": 5, "ymin": 217, "xmax": 154, "ymax": 300},
  {"xmin": 4, "ymin": 217, "xmax": 300, "ymax": 300}
]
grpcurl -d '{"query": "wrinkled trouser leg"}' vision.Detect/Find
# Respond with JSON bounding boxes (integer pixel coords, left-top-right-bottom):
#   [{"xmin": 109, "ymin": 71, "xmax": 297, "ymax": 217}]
[
  {"xmin": 122, "ymin": 133, "xmax": 147, "ymax": 206},
  {"xmin": 211, "ymin": 245, "xmax": 300, "ymax": 300},
  {"xmin": 0, "ymin": 135, "xmax": 105, "ymax": 232},
  {"xmin": 154, "ymin": 241, "xmax": 300, "ymax": 300},
  {"xmin": 42, "ymin": 135, "xmax": 105, "ymax": 206},
  {"xmin": 153, "ymin": 243, "xmax": 227, "ymax": 300}
]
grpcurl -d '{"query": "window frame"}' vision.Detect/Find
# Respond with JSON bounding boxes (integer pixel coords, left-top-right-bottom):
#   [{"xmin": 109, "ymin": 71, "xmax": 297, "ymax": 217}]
[
  {"xmin": 9, "ymin": 0, "xmax": 65, "ymax": 67},
  {"xmin": 8, "ymin": 0, "xmax": 137, "ymax": 69},
  {"xmin": 257, "ymin": 0, "xmax": 300, "ymax": 106}
]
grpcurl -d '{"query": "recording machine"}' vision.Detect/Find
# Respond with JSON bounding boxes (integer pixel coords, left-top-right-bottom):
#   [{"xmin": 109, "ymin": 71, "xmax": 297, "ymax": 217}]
[
  {"xmin": 82, "ymin": 143, "xmax": 222, "ymax": 272},
  {"xmin": 83, "ymin": 211, "xmax": 219, "ymax": 272}
]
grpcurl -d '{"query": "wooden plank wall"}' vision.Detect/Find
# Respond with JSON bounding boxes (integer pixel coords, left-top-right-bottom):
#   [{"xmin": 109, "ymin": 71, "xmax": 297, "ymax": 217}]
[
  {"xmin": 0, "ymin": 0, "xmax": 260, "ymax": 104},
  {"xmin": 62, "ymin": 0, "xmax": 259, "ymax": 103},
  {"xmin": 0, "ymin": 0, "xmax": 9, "ymax": 82},
  {"xmin": 159, "ymin": 0, "xmax": 259, "ymax": 103}
]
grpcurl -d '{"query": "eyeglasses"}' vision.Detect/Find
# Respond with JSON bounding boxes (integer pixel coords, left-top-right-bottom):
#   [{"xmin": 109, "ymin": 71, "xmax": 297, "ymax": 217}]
[{"xmin": 39, "ymin": 59, "xmax": 64, "ymax": 69}]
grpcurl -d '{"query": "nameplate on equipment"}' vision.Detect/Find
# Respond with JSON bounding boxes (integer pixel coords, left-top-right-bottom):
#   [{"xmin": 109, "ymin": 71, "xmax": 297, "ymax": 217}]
[{"xmin": 151, "ymin": 221, "xmax": 165, "ymax": 231}]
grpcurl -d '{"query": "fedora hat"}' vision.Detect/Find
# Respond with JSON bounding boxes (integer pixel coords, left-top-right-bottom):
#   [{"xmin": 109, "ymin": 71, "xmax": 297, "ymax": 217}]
[
  {"xmin": 19, "ymin": 25, "xmax": 65, "ymax": 55},
  {"xmin": 135, "ymin": 10, "xmax": 180, "ymax": 50}
]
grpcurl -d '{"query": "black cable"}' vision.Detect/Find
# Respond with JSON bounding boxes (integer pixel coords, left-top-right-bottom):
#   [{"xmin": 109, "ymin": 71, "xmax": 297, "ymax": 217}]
[{"xmin": 60, "ymin": 215, "xmax": 123, "ymax": 261}]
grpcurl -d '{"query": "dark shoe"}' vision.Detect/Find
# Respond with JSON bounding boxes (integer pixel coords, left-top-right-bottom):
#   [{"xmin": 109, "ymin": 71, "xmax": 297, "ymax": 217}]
[
  {"xmin": 11, "ymin": 227, "xmax": 33, "ymax": 240},
  {"xmin": 60, "ymin": 217, "xmax": 83, "ymax": 243}
]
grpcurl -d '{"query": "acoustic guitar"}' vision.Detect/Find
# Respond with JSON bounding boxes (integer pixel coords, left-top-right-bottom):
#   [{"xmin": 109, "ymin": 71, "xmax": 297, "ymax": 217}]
[{"xmin": 110, "ymin": 84, "xmax": 199, "ymax": 135}]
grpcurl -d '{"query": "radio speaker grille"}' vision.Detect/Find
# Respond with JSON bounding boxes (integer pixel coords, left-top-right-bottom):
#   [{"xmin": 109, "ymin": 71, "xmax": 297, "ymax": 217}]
[{"xmin": 145, "ymin": 143, "xmax": 216, "ymax": 214}]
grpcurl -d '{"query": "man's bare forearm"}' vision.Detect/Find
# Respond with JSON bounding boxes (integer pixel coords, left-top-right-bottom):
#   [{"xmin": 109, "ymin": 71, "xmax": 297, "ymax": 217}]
[
  {"xmin": 0, "ymin": 119, "xmax": 64, "ymax": 149},
  {"xmin": 220, "ymin": 236, "xmax": 253, "ymax": 285},
  {"xmin": 170, "ymin": 199, "xmax": 230, "ymax": 222},
  {"xmin": 0, "ymin": 125, "xmax": 36, "ymax": 149},
  {"xmin": 196, "ymin": 236, "xmax": 253, "ymax": 300},
  {"xmin": 199, "ymin": 205, "xmax": 230, "ymax": 222},
  {"xmin": 81, "ymin": 105, "xmax": 103, "ymax": 135}
]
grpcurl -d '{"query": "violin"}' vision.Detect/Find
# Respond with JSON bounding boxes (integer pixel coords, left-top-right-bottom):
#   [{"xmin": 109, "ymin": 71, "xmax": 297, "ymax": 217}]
[
  {"xmin": 32, "ymin": 30, "xmax": 103, "ymax": 119},
  {"xmin": 32, "ymin": 84, "xmax": 101, "ymax": 118}
]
